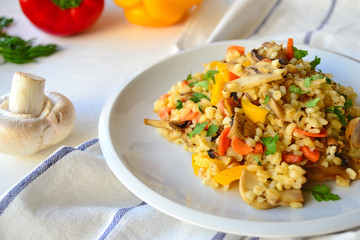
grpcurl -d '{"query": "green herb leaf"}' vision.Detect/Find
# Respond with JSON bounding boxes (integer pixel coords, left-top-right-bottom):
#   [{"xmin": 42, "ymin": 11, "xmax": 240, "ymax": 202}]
[
  {"xmin": 0, "ymin": 17, "xmax": 13, "ymax": 31},
  {"xmin": 206, "ymin": 124, "xmax": 219, "ymax": 137},
  {"xmin": 261, "ymin": 133, "xmax": 279, "ymax": 155},
  {"xmin": 343, "ymin": 99, "xmax": 353, "ymax": 110},
  {"xmin": 306, "ymin": 97, "xmax": 320, "ymax": 108},
  {"xmin": 292, "ymin": 46, "xmax": 308, "ymax": 60},
  {"xmin": 304, "ymin": 74, "xmax": 325, "ymax": 88},
  {"xmin": 347, "ymin": 114, "xmax": 355, "ymax": 121},
  {"xmin": 308, "ymin": 184, "xmax": 341, "ymax": 202},
  {"xmin": 262, "ymin": 94, "xmax": 270, "ymax": 105},
  {"xmin": 186, "ymin": 73, "xmax": 192, "ymax": 81},
  {"xmin": 176, "ymin": 100, "xmax": 183, "ymax": 110},
  {"xmin": 326, "ymin": 106, "xmax": 347, "ymax": 126},
  {"xmin": 197, "ymin": 103, "xmax": 204, "ymax": 114},
  {"xmin": 194, "ymin": 80, "xmax": 209, "ymax": 90},
  {"xmin": 310, "ymin": 56, "xmax": 321, "ymax": 70},
  {"xmin": 188, "ymin": 122, "xmax": 208, "ymax": 138},
  {"xmin": 203, "ymin": 70, "xmax": 218, "ymax": 84},
  {"xmin": 254, "ymin": 156, "xmax": 263, "ymax": 166},
  {"xmin": 289, "ymin": 85, "xmax": 308, "ymax": 94},
  {"xmin": 190, "ymin": 93, "xmax": 210, "ymax": 103}
]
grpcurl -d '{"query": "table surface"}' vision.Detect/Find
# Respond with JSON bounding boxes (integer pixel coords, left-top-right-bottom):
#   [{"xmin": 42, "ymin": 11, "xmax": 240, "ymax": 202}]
[{"xmin": 0, "ymin": 0, "xmax": 186, "ymax": 196}]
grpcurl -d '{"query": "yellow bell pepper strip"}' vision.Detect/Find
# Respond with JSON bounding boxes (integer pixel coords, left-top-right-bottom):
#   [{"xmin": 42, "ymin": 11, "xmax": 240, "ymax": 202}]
[
  {"xmin": 192, "ymin": 153, "xmax": 225, "ymax": 175},
  {"xmin": 211, "ymin": 62, "xmax": 230, "ymax": 106},
  {"xmin": 115, "ymin": 0, "xmax": 202, "ymax": 27},
  {"xmin": 213, "ymin": 165, "xmax": 247, "ymax": 186},
  {"xmin": 241, "ymin": 96, "xmax": 269, "ymax": 123}
]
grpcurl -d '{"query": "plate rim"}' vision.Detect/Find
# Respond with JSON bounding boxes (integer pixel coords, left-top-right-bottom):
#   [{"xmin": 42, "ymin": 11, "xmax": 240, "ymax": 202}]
[{"xmin": 99, "ymin": 39, "xmax": 360, "ymax": 238}]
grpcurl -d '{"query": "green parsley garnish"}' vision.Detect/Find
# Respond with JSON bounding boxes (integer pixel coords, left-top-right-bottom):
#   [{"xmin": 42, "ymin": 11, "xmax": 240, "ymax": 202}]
[
  {"xmin": 197, "ymin": 103, "xmax": 204, "ymax": 114},
  {"xmin": 306, "ymin": 97, "xmax": 320, "ymax": 108},
  {"xmin": 306, "ymin": 184, "xmax": 341, "ymax": 202},
  {"xmin": 0, "ymin": 17, "xmax": 58, "ymax": 64},
  {"xmin": 326, "ymin": 106, "xmax": 347, "ymax": 126},
  {"xmin": 254, "ymin": 156, "xmax": 263, "ymax": 166},
  {"xmin": 262, "ymin": 94, "xmax": 270, "ymax": 105},
  {"xmin": 347, "ymin": 114, "xmax": 355, "ymax": 121},
  {"xmin": 191, "ymin": 70, "xmax": 219, "ymax": 90},
  {"xmin": 206, "ymin": 124, "xmax": 219, "ymax": 137},
  {"xmin": 292, "ymin": 46, "xmax": 308, "ymax": 60},
  {"xmin": 343, "ymin": 99, "xmax": 353, "ymax": 110},
  {"xmin": 203, "ymin": 70, "xmax": 218, "ymax": 84},
  {"xmin": 194, "ymin": 80, "xmax": 209, "ymax": 90},
  {"xmin": 310, "ymin": 56, "xmax": 321, "ymax": 70},
  {"xmin": 190, "ymin": 92, "xmax": 209, "ymax": 103},
  {"xmin": 186, "ymin": 73, "xmax": 192, "ymax": 81},
  {"xmin": 304, "ymin": 74, "xmax": 325, "ymax": 88},
  {"xmin": 289, "ymin": 85, "xmax": 308, "ymax": 94},
  {"xmin": 176, "ymin": 100, "xmax": 183, "ymax": 110},
  {"xmin": 188, "ymin": 122, "xmax": 208, "ymax": 138},
  {"xmin": 261, "ymin": 133, "xmax": 279, "ymax": 155}
]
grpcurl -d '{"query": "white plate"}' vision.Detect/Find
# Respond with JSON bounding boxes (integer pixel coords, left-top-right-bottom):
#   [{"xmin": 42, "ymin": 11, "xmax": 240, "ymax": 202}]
[{"xmin": 99, "ymin": 40, "xmax": 360, "ymax": 238}]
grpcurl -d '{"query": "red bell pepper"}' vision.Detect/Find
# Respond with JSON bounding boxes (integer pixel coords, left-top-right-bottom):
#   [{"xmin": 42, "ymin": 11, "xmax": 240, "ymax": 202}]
[{"xmin": 19, "ymin": 0, "xmax": 104, "ymax": 36}]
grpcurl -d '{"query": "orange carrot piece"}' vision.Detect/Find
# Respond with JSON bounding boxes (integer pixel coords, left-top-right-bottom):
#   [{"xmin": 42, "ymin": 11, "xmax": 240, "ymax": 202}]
[
  {"xmin": 261, "ymin": 58, "xmax": 272, "ymax": 63},
  {"xmin": 226, "ymin": 45, "xmax": 245, "ymax": 54},
  {"xmin": 228, "ymin": 71, "xmax": 239, "ymax": 81},
  {"xmin": 301, "ymin": 146, "xmax": 320, "ymax": 162},
  {"xmin": 282, "ymin": 154, "xmax": 303, "ymax": 163},
  {"xmin": 231, "ymin": 137, "xmax": 254, "ymax": 155},
  {"xmin": 286, "ymin": 38, "xmax": 294, "ymax": 60},
  {"xmin": 158, "ymin": 107, "xmax": 172, "ymax": 120},
  {"xmin": 160, "ymin": 93, "xmax": 170, "ymax": 101},
  {"xmin": 293, "ymin": 128, "xmax": 327, "ymax": 138},
  {"xmin": 253, "ymin": 142, "xmax": 264, "ymax": 154},
  {"xmin": 180, "ymin": 111, "xmax": 199, "ymax": 121},
  {"xmin": 182, "ymin": 80, "xmax": 189, "ymax": 86},
  {"xmin": 218, "ymin": 127, "xmax": 231, "ymax": 156}
]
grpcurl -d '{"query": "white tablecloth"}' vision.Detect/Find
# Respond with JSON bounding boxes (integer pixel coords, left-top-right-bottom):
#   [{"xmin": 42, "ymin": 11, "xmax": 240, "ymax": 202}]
[{"xmin": 1, "ymin": 0, "xmax": 360, "ymax": 239}]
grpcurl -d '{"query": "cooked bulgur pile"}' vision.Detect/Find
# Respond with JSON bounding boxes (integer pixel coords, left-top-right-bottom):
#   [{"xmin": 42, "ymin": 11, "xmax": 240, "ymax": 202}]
[{"xmin": 144, "ymin": 39, "xmax": 360, "ymax": 209}]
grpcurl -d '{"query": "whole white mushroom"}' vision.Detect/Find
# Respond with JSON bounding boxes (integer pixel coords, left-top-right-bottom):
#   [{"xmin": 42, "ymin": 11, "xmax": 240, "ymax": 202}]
[{"xmin": 0, "ymin": 72, "xmax": 76, "ymax": 156}]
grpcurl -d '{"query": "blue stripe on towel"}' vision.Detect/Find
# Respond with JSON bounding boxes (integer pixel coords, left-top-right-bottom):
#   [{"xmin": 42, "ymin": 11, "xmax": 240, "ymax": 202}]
[
  {"xmin": 304, "ymin": 0, "xmax": 337, "ymax": 44},
  {"xmin": 0, "ymin": 138, "xmax": 99, "ymax": 216},
  {"xmin": 211, "ymin": 232, "xmax": 226, "ymax": 240},
  {"xmin": 250, "ymin": 0, "xmax": 282, "ymax": 36},
  {"xmin": 98, "ymin": 201, "xmax": 147, "ymax": 240}
]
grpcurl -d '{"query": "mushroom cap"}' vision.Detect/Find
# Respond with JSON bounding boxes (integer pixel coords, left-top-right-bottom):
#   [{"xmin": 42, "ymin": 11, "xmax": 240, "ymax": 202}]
[{"xmin": 0, "ymin": 91, "xmax": 75, "ymax": 156}]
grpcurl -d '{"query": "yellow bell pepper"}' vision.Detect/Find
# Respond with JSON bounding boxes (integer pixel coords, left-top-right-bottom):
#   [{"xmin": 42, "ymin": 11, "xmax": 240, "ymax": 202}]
[
  {"xmin": 213, "ymin": 165, "xmax": 247, "ymax": 186},
  {"xmin": 114, "ymin": 0, "xmax": 202, "ymax": 27},
  {"xmin": 192, "ymin": 153, "xmax": 225, "ymax": 175},
  {"xmin": 210, "ymin": 62, "xmax": 230, "ymax": 106},
  {"xmin": 241, "ymin": 96, "xmax": 269, "ymax": 123}
]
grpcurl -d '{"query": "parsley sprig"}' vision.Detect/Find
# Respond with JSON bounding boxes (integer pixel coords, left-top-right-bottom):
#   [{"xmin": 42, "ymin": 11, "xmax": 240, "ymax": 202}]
[
  {"xmin": 189, "ymin": 70, "xmax": 218, "ymax": 90},
  {"xmin": 305, "ymin": 184, "xmax": 341, "ymax": 202},
  {"xmin": 187, "ymin": 122, "xmax": 218, "ymax": 138},
  {"xmin": 261, "ymin": 133, "xmax": 279, "ymax": 155},
  {"xmin": 0, "ymin": 17, "xmax": 58, "ymax": 64},
  {"xmin": 292, "ymin": 46, "xmax": 308, "ymax": 60}
]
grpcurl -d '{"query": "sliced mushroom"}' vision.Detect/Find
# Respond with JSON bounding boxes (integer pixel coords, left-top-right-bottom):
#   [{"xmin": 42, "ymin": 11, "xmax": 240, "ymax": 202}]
[
  {"xmin": 224, "ymin": 61, "xmax": 283, "ymax": 92},
  {"xmin": 345, "ymin": 117, "xmax": 360, "ymax": 149},
  {"xmin": 269, "ymin": 97, "xmax": 285, "ymax": 122},
  {"xmin": 169, "ymin": 120, "xmax": 191, "ymax": 130},
  {"xmin": 0, "ymin": 72, "xmax": 75, "ymax": 156},
  {"xmin": 239, "ymin": 169, "xmax": 303, "ymax": 209},
  {"xmin": 144, "ymin": 118, "xmax": 172, "ymax": 130},
  {"xmin": 228, "ymin": 112, "xmax": 256, "ymax": 139}
]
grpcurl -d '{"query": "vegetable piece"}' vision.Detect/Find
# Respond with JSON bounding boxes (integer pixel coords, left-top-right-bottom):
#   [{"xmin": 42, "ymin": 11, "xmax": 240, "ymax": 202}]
[
  {"xmin": 117, "ymin": 0, "xmax": 202, "ymax": 27},
  {"xmin": 211, "ymin": 62, "xmax": 229, "ymax": 106},
  {"xmin": 326, "ymin": 106, "xmax": 348, "ymax": 126},
  {"xmin": 19, "ymin": 0, "xmax": 104, "ymax": 36},
  {"xmin": 180, "ymin": 110, "xmax": 199, "ymax": 121},
  {"xmin": 0, "ymin": 17, "xmax": 57, "ymax": 64},
  {"xmin": 289, "ymin": 85, "xmax": 308, "ymax": 94},
  {"xmin": 192, "ymin": 153, "xmax": 225, "ymax": 172},
  {"xmin": 213, "ymin": 165, "xmax": 246, "ymax": 185},
  {"xmin": 306, "ymin": 97, "xmax": 320, "ymax": 108},
  {"xmin": 158, "ymin": 107, "xmax": 172, "ymax": 120},
  {"xmin": 293, "ymin": 128, "xmax": 327, "ymax": 138},
  {"xmin": 286, "ymin": 38, "xmax": 294, "ymax": 60},
  {"xmin": 254, "ymin": 156, "xmax": 263, "ymax": 166},
  {"xmin": 310, "ymin": 56, "xmax": 321, "ymax": 70},
  {"xmin": 175, "ymin": 100, "xmax": 183, "ymax": 109},
  {"xmin": 241, "ymin": 96, "xmax": 269, "ymax": 123},
  {"xmin": 262, "ymin": 94, "xmax": 270, "ymax": 105},
  {"xmin": 168, "ymin": 120, "xmax": 191, "ymax": 130},
  {"xmin": 306, "ymin": 184, "xmax": 340, "ymax": 202},
  {"xmin": 269, "ymin": 97, "xmax": 285, "ymax": 122},
  {"xmin": 144, "ymin": 118, "xmax": 172, "ymax": 130},
  {"xmin": 253, "ymin": 142, "xmax": 264, "ymax": 154},
  {"xmin": 282, "ymin": 154, "xmax": 302, "ymax": 163},
  {"xmin": 218, "ymin": 127, "xmax": 231, "ymax": 156},
  {"xmin": 0, "ymin": 72, "xmax": 75, "ymax": 155},
  {"xmin": 301, "ymin": 146, "xmax": 320, "ymax": 162},
  {"xmin": 188, "ymin": 122, "xmax": 207, "ymax": 138},
  {"xmin": 261, "ymin": 133, "xmax": 279, "ymax": 155},
  {"xmin": 228, "ymin": 112, "xmax": 256, "ymax": 139},
  {"xmin": 190, "ymin": 92, "xmax": 209, "ymax": 103},
  {"xmin": 226, "ymin": 45, "xmax": 245, "ymax": 54},
  {"xmin": 231, "ymin": 137, "xmax": 254, "ymax": 155},
  {"xmin": 292, "ymin": 46, "xmax": 308, "ymax": 60},
  {"xmin": 206, "ymin": 124, "xmax": 219, "ymax": 137},
  {"xmin": 224, "ymin": 61, "xmax": 283, "ymax": 92},
  {"xmin": 228, "ymin": 71, "xmax": 239, "ymax": 81},
  {"xmin": 345, "ymin": 117, "xmax": 360, "ymax": 149}
]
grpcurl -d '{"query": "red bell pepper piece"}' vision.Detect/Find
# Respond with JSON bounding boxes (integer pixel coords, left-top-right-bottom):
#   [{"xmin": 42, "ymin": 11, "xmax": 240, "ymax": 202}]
[{"xmin": 19, "ymin": 0, "xmax": 104, "ymax": 36}]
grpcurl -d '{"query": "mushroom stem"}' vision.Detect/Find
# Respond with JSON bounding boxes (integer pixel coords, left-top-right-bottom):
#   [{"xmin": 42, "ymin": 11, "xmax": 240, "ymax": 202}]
[{"xmin": 9, "ymin": 72, "xmax": 45, "ymax": 117}]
